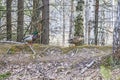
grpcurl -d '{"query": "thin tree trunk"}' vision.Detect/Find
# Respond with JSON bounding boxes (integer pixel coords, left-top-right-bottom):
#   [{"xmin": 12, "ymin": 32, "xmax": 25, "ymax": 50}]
[
  {"xmin": 17, "ymin": 0, "xmax": 24, "ymax": 42},
  {"xmin": 6, "ymin": 0, "xmax": 12, "ymax": 41},
  {"xmin": 32, "ymin": 0, "xmax": 41, "ymax": 43},
  {"xmin": 69, "ymin": 0, "xmax": 74, "ymax": 39},
  {"xmin": 63, "ymin": 0, "xmax": 65, "ymax": 46},
  {"xmin": 31, "ymin": 0, "xmax": 40, "ymax": 33},
  {"xmin": 41, "ymin": 0, "xmax": 49, "ymax": 44},
  {"xmin": 94, "ymin": 0, "xmax": 99, "ymax": 45}
]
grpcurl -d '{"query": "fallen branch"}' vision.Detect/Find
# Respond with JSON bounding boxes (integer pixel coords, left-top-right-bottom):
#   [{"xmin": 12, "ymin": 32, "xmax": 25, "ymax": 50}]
[
  {"xmin": 0, "ymin": 41, "xmax": 25, "ymax": 44},
  {"xmin": 28, "ymin": 45, "xmax": 36, "ymax": 54},
  {"xmin": 6, "ymin": 47, "xmax": 11, "ymax": 54},
  {"xmin": 28, "ymin": 45, "xmax": 37, "ymax": 59},
  {"xmin": 80, "ymin": 60, "xmax": 95, "ymax": 74}
]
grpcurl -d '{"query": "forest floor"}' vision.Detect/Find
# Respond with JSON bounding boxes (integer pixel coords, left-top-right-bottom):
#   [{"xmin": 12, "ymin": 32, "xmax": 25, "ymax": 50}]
[{"xmin": 0, "ymin": 43, "xmax": 120, "ymax": 80}]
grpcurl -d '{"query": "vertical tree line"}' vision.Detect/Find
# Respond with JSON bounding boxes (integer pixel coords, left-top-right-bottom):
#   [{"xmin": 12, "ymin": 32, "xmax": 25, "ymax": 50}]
[
  {"xmin": 5, "ymin": 0, "xmax": 50, "ymax": 44},
  {"xmin": 3, "ymin": 0, "xmax": 118, "ymax": 48}
]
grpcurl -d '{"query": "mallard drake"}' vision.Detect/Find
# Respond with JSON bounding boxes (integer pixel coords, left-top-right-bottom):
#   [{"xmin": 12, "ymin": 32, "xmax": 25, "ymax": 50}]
[{"xmin": 23, "ymin": 32, "xmax": 40, "ymax": 44}]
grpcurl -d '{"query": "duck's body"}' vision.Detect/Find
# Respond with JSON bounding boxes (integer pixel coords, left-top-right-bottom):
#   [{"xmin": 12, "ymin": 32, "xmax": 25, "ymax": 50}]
[
  {"xmin": 68, "ymin": 36, "xmax": 84, "ymax": 46},
  {"xmin": 23, "ymin": 31, "xmax": 40, "ymax": 44},
  {"xmin": 23, "ymin": 35, "xmax": 33, "ymax": 43}
]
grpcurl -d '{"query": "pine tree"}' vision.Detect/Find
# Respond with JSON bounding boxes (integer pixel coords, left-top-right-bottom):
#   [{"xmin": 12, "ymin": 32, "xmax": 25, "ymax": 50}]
[{"xmin": 74, "ymin": 0, "xmax": 84, "ymax": 37}]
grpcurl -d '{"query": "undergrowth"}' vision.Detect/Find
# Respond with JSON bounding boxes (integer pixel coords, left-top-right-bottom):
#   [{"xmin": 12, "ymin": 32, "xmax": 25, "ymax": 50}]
[
  {"xmin": 0, "ymin": 72, "xmax": 11, "ymax": 80},
  {"xmin": 0, "ymin": 44, "xmax": 112, "ymax": 54},
  {"xmin": 100, "ymin": 55, "xmax": 120, "ymax": 80}
]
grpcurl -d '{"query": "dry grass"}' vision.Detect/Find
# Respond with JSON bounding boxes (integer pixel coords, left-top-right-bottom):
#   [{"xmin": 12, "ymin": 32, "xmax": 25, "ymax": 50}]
[
  {"xmin": 61, "ymin": 45, "xmax": 112, "ymax": 53},
  {"xmin": 0, "ymin": 44, "xmax": 11, "ymax": 54},
  {"xmin": 0, "ymin": 43, "xmax": 112, "ymax": 54}
]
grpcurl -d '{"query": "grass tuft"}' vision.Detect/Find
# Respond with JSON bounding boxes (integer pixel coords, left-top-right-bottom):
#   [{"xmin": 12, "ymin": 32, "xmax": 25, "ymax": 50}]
[{"xmin": 0, "ymin": 72, "xmax": 11, "ymax": 80}]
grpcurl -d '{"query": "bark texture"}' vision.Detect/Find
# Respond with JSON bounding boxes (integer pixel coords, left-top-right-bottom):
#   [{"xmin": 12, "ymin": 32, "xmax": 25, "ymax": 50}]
[
  {"xmin": 41, "ymin": 0, "xmax": 49, "ymax": 44},
  {"xmin": 6, "ymin": 0, "xmax": 12, "ymax": 41},
  {"xmin": 17, "ymin": 0, "xmax": 24, "ymax": 42}
]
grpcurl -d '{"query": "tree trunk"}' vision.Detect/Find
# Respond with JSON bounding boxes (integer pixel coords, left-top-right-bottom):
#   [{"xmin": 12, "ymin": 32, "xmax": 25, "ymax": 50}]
[
  {"xmin": 69, "ymin": 0, "xmax": 74, "ymax": 39},
  {"xmin": 94, "ymin": 0, "xmax": 99, "ymax": 45},
  {"xmin": 63, "ymin": 0, "xmax": 65, "ymax": 46},
  {"xmin": 31, "ymin": 0, "xmax": 41, "ymax": 43},
  {"xmin": 17, "ymin": 0, "xmax": 24, "ymax": 42},
  {"xmin": 113, "ymin": 0, "xmax": 120, "ymax": 60},
  {"xmin": 31, "ymin": 0, "xmax": 41, "ymax": 32},
  {"xmin": 6, "ymin": 0, "xmax": 12, "ymax": 41},
  {"xmin": 41, "ymin": 0, "xmax": 49, "ymax": 44}
]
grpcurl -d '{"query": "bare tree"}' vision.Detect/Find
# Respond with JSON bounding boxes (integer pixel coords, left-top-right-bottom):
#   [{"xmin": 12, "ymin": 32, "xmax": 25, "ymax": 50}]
[
  {"xmin": 94, "ymin": 0, "xmax": 99, "ymax": 45},
  {"xmin": 6, "ymin": 0, "xmax": 12, "ymax": 41},
  {"xmin": 41, "ymin": 0, "xmax": 49, "ymax": 44},
  {"xmin": 17, "ymin": 0, "xmax": 24, "ymax": 42}
]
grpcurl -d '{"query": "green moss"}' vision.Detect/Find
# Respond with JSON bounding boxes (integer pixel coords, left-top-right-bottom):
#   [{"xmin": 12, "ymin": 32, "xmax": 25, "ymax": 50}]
[
  {"xmin": 62, "ymin": 45, "xmax": 112, "ymax": 54},
  {"xmin": 0, "ymin": 72, "xmax": 11, "ymax": 80},
  {"xmin": 0, "ymin": 44, "xmax": 11, "ymax": 54},
  {"xmin": 117, "ymin": 77, "xmax": 120, "ymax": 80},
  {"xmin": 62, "ymin": 46, "xmax": 77, "ymax": 53},
  {"xmin": 8, "ymin": 44, "xmax": 37, "ymax": 54},
  {"xmin": 0, "ymin": 61, "xmax": 6, "ymax": 67},
  {"xmin": 100, "ymin": 65, "xmax": 112, "ymax": 80},
  {"xmin": 9, "ymin": 45, "xmax": 23, "ymax": 54},
  {"xmin": 101, "ymin": 55, "xmax": 113, "ymax": 67},
  {"xmin": 33, "ymin": 44, "xmax": 40, "ymax": 48}
]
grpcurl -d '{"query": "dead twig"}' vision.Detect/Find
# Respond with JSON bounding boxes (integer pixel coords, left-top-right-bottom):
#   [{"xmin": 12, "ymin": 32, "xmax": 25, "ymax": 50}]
[
  {"xmin": 81, "ymin": 60, "xmax": 95, "ymax": 74},
  {"xmin": 0, "ymin": 41, "xmax": 25, "ymax": 44}
]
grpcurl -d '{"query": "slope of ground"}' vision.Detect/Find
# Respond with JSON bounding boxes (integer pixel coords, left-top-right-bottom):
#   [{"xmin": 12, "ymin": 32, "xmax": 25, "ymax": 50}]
[{"xmin": 0, "ymin": 43, "xmax": 119, "ymax": 80}]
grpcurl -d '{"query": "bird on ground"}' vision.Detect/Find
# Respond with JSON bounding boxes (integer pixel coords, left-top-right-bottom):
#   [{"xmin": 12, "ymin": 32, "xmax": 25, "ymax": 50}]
[
  {"xmin": 23, "ymin": 31, "xmax": 40, "ymax": 45},
  {"xmin": 68, "ymin": 36, "xmax": 84, "ymax": 46}
]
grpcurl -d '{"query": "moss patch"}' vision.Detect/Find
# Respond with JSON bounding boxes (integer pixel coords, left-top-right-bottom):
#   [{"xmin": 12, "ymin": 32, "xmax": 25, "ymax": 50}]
[
  {"xmin": 0, "ymin": 44, "xmax": 11, "ymax": 54},
  {"xmin": 8, "ymin": 44, "xmax": 31, "ymax": 54},
  {"xmin": 61, "ymin": 46, "xmax": 77, "ymax": 53},
  {"xmin": 0, "ymin": 72, "xmax": 11, "ymax": 80},
  {"xmin": 62, "ymin": 45, "xmax": 112, "ymax": 53},
  {"xmin": 0, "ymin": 44, "xmax": 112, "ymax": 54}
]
